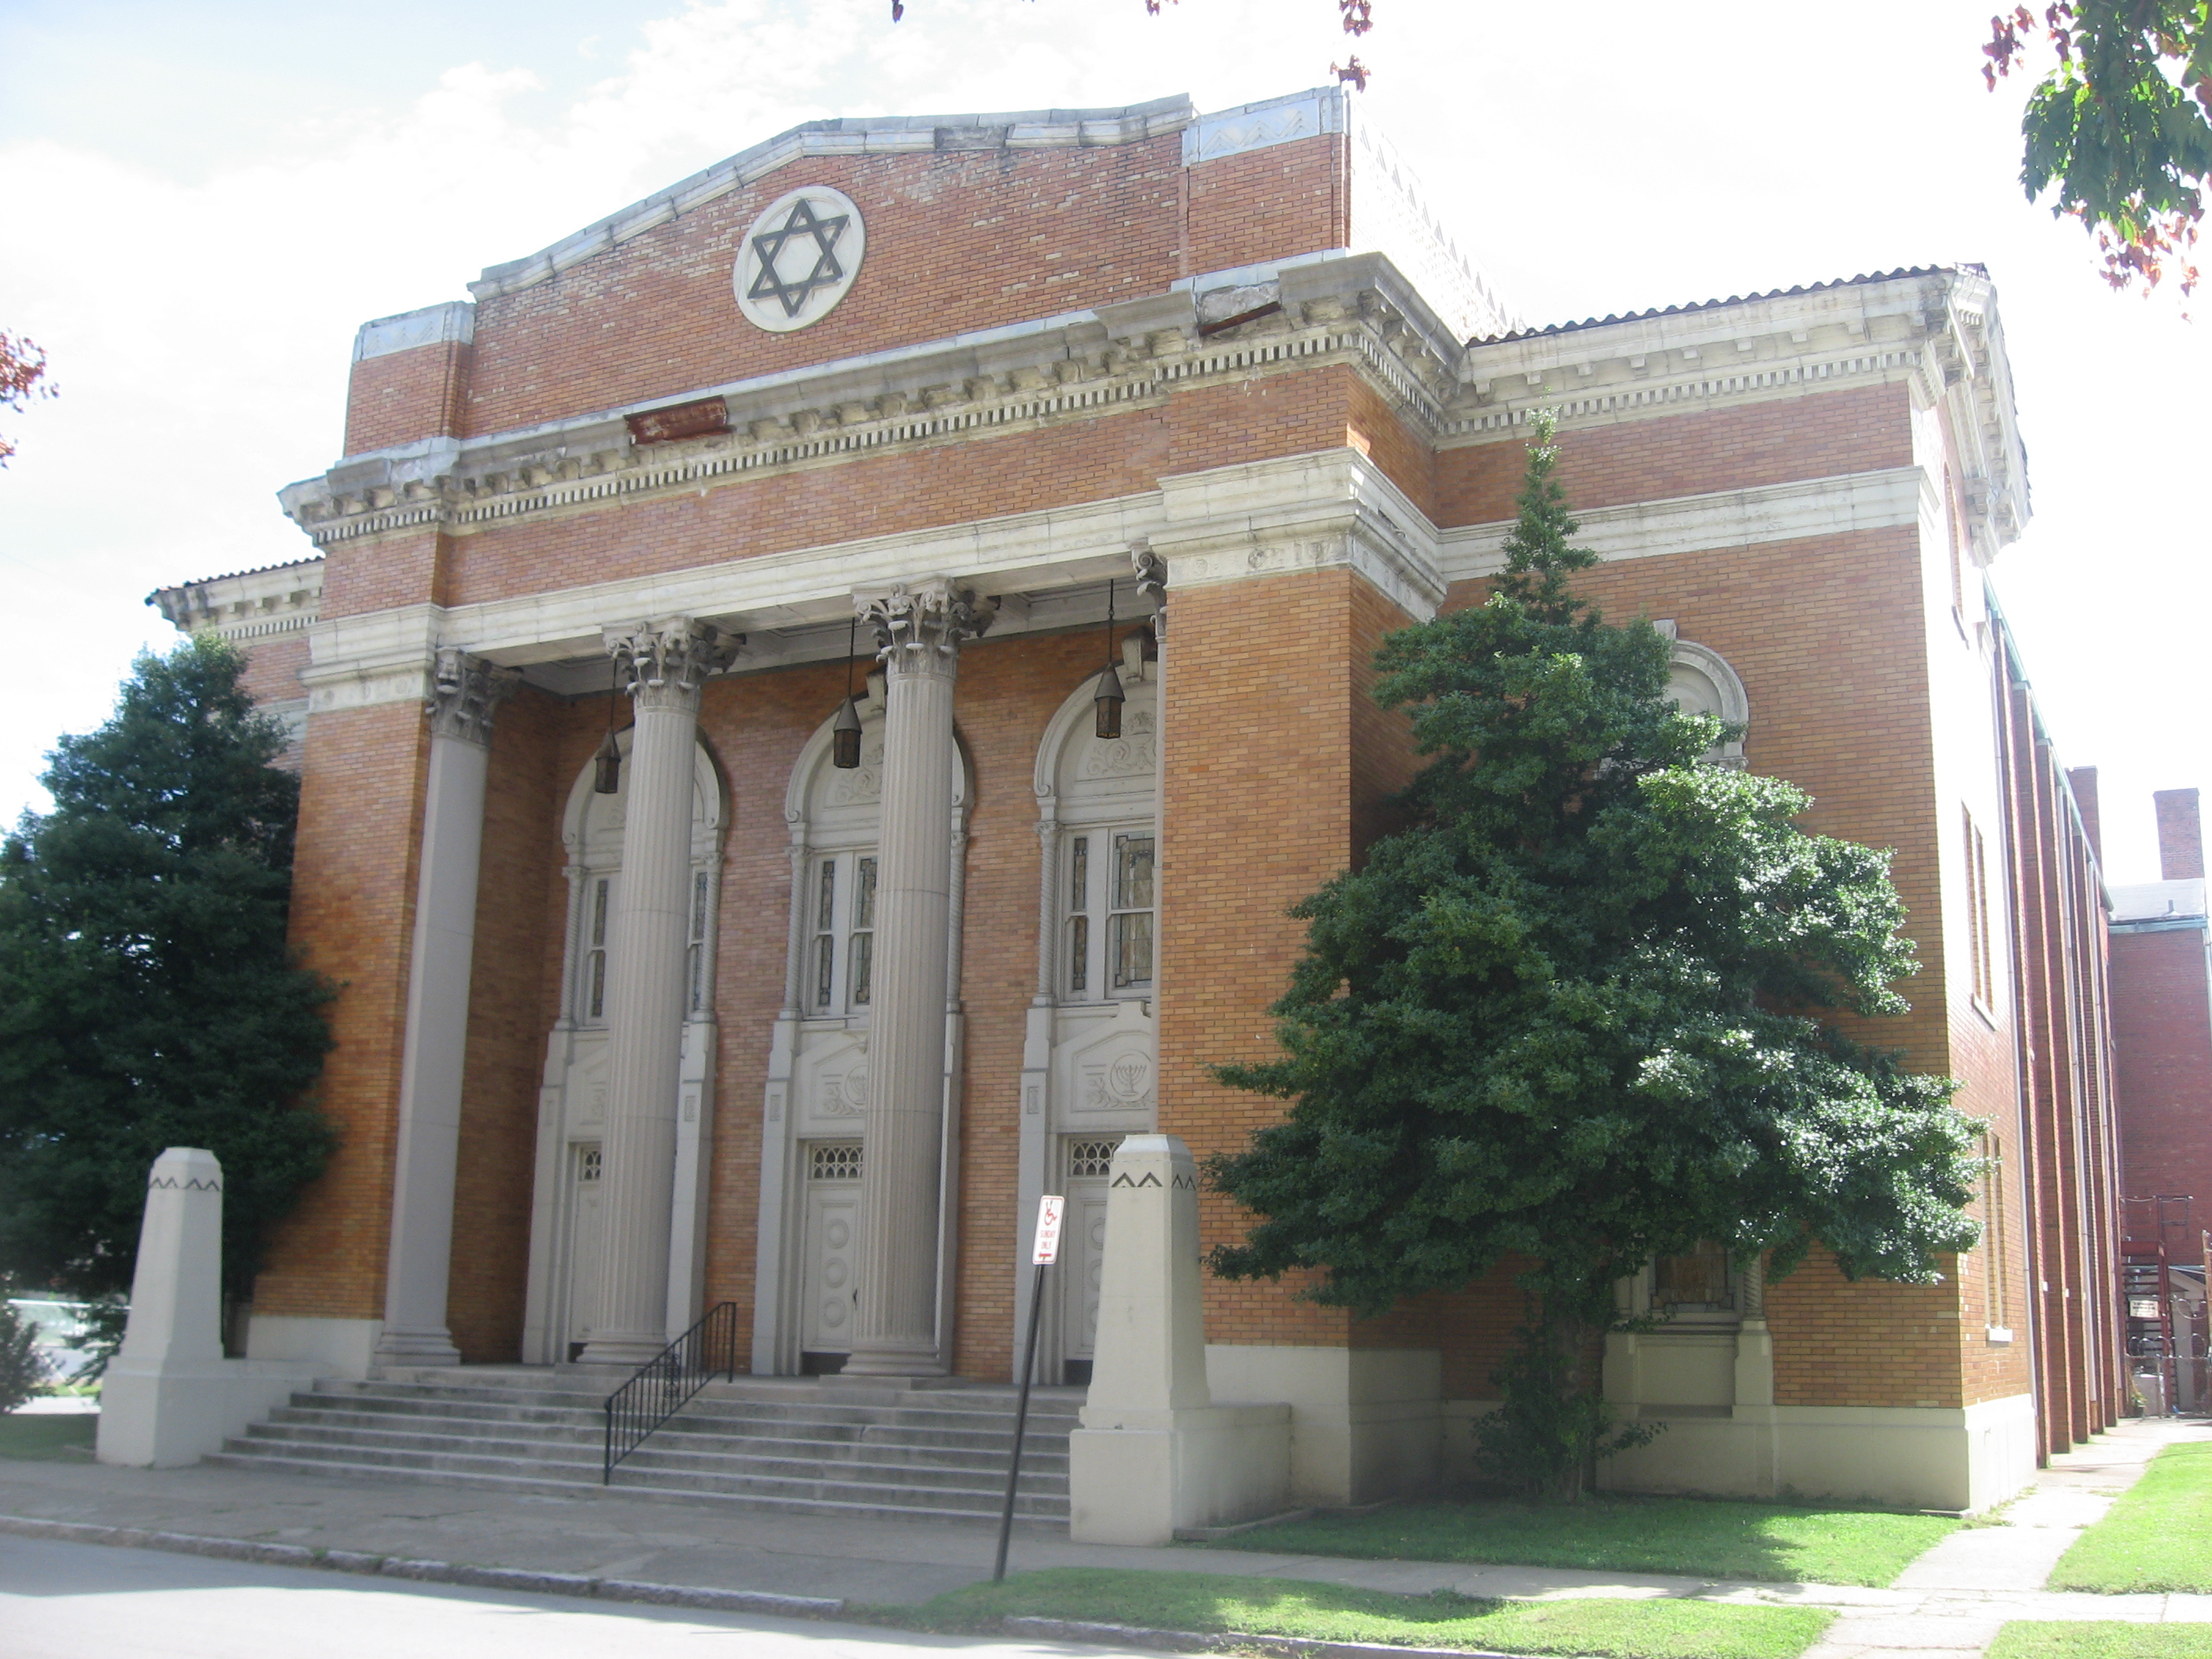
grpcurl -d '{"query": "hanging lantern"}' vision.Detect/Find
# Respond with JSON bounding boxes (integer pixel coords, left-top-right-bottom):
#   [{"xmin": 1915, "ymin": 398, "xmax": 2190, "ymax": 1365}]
[
  {"xmin": 832, "ymin": 694, "xmax": 863, "ymax": 769},
  {"xmin": 1093, "ymin": 579, "xmax": 1124, "ymax": 739},
  {"xmin": 593, "ymin": 657, "xmax": 623, "ymax": 794},
  {"xmin": 832, "ymin": 616, "xmax": 864, "ymax": 769},
  {"xmin": 1093, "ymin": 661, "xmax": 1125, "ymax": 739}
]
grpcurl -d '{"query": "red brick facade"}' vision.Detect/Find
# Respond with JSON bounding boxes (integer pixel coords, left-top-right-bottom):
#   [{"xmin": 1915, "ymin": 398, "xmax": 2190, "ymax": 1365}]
[{"xmin": 159, "ymin": 89, "xmax": 2122, "ymax": 1505}]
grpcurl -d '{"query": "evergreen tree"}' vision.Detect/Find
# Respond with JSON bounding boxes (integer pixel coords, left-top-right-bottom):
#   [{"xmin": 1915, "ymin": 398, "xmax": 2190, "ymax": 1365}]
[
  {"xmin": 1208, "ymin": 414, "xmax": 1981, "ymax": 1500},
  {"xmin": 0, "ymin": 635, "xmax": 334, "ymax": 1307}
]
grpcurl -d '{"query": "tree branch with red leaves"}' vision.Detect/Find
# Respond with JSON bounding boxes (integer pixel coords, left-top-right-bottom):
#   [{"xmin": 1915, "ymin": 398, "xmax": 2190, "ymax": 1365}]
[
  {"xmin": 1985, "ymin": 2, "xmax": 2212, "ymax": 299},
  {"xmin": 0, "ymin": 332, "xmax": 55, "ymax": 468}
]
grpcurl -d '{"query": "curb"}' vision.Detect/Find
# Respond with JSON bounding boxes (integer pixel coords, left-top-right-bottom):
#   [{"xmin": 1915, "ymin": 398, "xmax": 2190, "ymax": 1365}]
[
  {"xmin": 1003, "ymin": 1617, "xmax": 1523, "ymax": 1659},
  {"xmin": 0, "ymin": 1514, "xmax": 844, "ymax": 1621},
  {"xmin": 2, "ymin": 1514, "xmax": 1552, "ymax": 1657}
]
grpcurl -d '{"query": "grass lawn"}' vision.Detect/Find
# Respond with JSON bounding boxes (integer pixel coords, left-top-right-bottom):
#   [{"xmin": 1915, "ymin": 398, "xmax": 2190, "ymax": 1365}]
[
  {"xmin": 1204, "ymin": 1493, "xmax": 1960, "ymax": 1588},
  {"xmin": 2048, "ymin": 1442, "xmax": 2212, "ymax": 1593},
  {"xmin": 0, "ymin": 1412, "xmax": 96, "ymax": 1460},
  {"xmin": 1990, "ymin": 1624, "xmax": 2212, "ymax": 1658},
  {"xmin": 896, "ymin": 1568, "xmax": 1832, "ymax": 1659}
]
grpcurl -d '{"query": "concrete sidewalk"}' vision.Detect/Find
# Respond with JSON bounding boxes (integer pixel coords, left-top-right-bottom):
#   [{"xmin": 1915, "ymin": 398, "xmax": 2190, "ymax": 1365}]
[{"xmin": 2, "ymin": 1415, "xmax": 2207, "ymax": 1647}]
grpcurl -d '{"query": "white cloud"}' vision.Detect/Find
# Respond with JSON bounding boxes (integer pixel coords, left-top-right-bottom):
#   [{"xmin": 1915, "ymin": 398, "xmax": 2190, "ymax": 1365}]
[{"xmin": 0, "ymin": 0, "xmax": 2205, "ymax": 877}]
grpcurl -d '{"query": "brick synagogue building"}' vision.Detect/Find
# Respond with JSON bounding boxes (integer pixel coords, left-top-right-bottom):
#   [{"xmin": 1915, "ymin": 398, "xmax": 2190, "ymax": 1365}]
[{"xmin": 152, "ymin": 86, "xmax": 2126, "ymax": 1522}]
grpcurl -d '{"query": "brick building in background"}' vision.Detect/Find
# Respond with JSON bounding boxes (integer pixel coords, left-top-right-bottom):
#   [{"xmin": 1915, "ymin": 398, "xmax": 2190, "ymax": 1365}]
[
  {"xmin": 2091, "ymin": 782, "xmax": 2212, "ymax": 1411},
  {"xmin": 149, "ymin": 86, "xmax": 2124, "ymax": 1517}
]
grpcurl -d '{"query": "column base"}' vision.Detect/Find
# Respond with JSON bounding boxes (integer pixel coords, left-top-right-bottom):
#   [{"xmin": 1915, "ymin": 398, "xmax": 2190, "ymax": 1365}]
[
  {"xmin": 372, "ymin": 1326, "xmax": 463, "ymax": 1368},
  {"xmin": 579, "ymin": 1332, "xmax": 672, "ymax": 1368},
  {"xmin": 840, "ymin": 1337, "xmax": 947, "ymax": 1379}
]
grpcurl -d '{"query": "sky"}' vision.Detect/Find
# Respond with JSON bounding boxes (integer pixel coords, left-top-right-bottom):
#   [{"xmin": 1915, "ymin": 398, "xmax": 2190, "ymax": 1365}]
[{"xmin": 0, "ymin": 0, "xmax": 2206, "ymax": 883}]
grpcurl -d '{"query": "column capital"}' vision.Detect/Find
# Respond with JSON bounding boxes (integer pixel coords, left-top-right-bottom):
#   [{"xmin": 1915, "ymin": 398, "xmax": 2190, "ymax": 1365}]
[
  {"xmin": 426, "ymin": 648, "xmax": 522, "ymax": 745},
  {"xmin": 856, "ymin": 580, "xmax": 994, "ymax": 678},
  {"xmin": 605, "ymin": 617, "xmax": 743, "ymax": 713}
]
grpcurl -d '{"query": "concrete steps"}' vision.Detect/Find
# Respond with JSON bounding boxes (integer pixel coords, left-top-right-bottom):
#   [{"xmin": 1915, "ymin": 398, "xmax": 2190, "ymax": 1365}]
[{"xmin": 207, "ymin": 1367, "xmax": 1083, "ymax": 1527}]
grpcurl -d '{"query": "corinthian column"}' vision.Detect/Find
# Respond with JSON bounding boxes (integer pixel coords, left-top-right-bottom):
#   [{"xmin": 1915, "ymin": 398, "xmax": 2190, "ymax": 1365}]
[
  {"xmin": 844, "ymin": 580, "xmax": 991, "ymax": 1377},
  {"xmin": 376, "ymin": 649, "xmax": 519, "ymax": 1368},
  {"xmin": 581, "ymin": 617, "xmax": 740, "ymax": 1366}
]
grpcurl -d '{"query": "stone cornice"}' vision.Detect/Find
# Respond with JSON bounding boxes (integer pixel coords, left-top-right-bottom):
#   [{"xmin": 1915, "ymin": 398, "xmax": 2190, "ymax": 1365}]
[
  {"xmin": 277, "ymin": 255, "xmax": 1459, "ymax": 552},
  {"xmin": 148, "ymin": 560, "xmax": 324, "ymax": 644},
  {"xmin": 1153, "ymin": 446, "xmax": 1446, "ymax": 621},
  {"xmin": 295, "ymin": 445, "xmax": 1961, "ymax": 709},
  {"xmin": 1451, "ymin": 267, "xmax": 2029, "ymax": 560},
  {"xmin": 1436, "ymin": 467, "xmax": 1934, "ymax": 583}
]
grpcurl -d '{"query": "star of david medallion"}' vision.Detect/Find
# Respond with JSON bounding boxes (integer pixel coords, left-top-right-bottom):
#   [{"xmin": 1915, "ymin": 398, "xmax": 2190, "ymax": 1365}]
[{"xmin": 734, "ymin": 185, "xmax": 866, "ymax": 334}]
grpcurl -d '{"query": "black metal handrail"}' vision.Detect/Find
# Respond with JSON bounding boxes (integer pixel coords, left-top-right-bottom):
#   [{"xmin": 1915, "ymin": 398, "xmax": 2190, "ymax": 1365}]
[{"xmin": 603, "ymin": 1301, "xmax": 739, "ymax": 1482}]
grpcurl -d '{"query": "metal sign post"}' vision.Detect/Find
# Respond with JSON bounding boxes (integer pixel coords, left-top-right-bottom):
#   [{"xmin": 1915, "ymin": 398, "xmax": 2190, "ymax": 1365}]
[{"xmin": 993, "ymin": 1192, "xmax": 1064, "ymax": 1582}]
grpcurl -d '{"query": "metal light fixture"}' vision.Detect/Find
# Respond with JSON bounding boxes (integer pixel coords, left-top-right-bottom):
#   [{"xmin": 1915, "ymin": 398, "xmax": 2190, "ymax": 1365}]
[
  {"xmin": 832, "ymin": 615, "xmax": 863, "ymax": 770},
  {"xmin": 1093, "ymin": 579, "xmax": 1125, "ymax": 740},
  {"xmin": 592, "ymin": 656, "xmax": 623, "ymax": 794}
]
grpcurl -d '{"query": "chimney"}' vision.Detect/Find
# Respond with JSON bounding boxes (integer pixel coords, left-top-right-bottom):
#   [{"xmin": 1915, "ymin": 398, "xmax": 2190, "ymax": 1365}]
[
  {"xmin": 2155, "ymin": 788, "xmax": 2204, "ymax": 881},
  {"xmin": 2067, "ymin": 767, "xmax": 2103, "ymax": 863}
]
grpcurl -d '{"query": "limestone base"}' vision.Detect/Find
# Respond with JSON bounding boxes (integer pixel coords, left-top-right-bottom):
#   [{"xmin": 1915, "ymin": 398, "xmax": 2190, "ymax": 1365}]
[
  {"xmin": 1068, "ymin": 1402, "xmax": 1294, "ymax": 1544},
  {"xmin": 1442, "ymin": 1391, "xmax": 2039, "ymax": 1514},
  {"xmin": 247, "ymin": 1314, "xmax": 382, "ymax": 1379},
  {"xmin": 1206, "ymin": 1344, "xmax": 1443, "ymax": 1507},
  {"xmin": 97, "ymin": 1357, "xmax": 326, "ymax": 1469}
]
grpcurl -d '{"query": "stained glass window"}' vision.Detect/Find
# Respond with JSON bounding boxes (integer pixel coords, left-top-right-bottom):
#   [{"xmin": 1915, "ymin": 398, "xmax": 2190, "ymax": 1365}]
[
  {"xmin": 812, "ymin": 859, "xmax": 836, "ymax": 1011},
  {"xmin": 1110, "ymin": 833, "xmax": 1154, "ymax": 988},
  {"xmin": 1068, "ymin": 837, "xmax": 1090, "ymax": 993},
  {"xmin": 584, "ymin": 877, "xmax": 611, "ymax": 1020},
  {"xmin": 850, "ymin": 856, "xmax": 877, "ymax": 1006}
]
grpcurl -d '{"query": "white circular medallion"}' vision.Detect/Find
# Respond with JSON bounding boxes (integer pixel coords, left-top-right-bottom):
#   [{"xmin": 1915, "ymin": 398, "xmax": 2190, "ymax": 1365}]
[{"xmin": 734, "ymin": 185, "xmax": 866, "ymax": 333}]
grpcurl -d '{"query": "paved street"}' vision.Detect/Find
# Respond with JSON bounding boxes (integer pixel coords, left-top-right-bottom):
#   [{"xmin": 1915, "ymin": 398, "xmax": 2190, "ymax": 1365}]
[{"xmin": 0, "ymin": 1536, "xmax": 1127, "ymax": 1659}]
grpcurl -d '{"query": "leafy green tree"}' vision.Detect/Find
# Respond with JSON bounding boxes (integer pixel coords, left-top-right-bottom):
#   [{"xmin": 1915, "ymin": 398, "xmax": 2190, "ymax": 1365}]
[
  {"xmin": 1207, "ymin": 414, "xmax": 1982, "ymax": 1501},
  {"xmin": 0, "ymin": 635, "xmax": 334, "ymax": 1311},
  {"xmin": 1984, "ymin": 2, "xmax": 2212, "ymax": 298},
  {"xmin": 0, "ymin": 1293, "xmax": 49, "ymax": 1412}
]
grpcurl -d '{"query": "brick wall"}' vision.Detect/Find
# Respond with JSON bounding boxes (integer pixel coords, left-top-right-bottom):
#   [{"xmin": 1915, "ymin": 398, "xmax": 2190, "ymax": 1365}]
[
  {"xmin": 254, "ymin": 701, "xmax": 430, "ymax": 1318},
  {"xmin": 1434, "ymin": 384, "xmax": 1915, "ymax": 527},
  {"xmin": 323, "ymin": 529, "xmax": 452, "ymax": 621},
  {"xmin": 2111, "ymin": 925, "xmax": 2212, "ymax": 1220},
  {"xmin": 1185, "ymin": 134, "xmax": 1346, "ymax": 279},
  {"xmin": 345, "ymin": 339, "xmax": 471, "ymax": 457},
  {"xmin": 236, "ymin": 634, "xmax": 309, "ymax": 707},
  {"xmin": 2155, "ymin": 789, "xmax": 2204, "ymax": 880},
  {"xmin": 446, "ymin": 687, "xmax": 567, "ymax": 1361}
]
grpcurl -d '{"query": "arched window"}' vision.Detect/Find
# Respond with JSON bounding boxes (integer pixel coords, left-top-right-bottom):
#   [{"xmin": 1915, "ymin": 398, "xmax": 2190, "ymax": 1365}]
[{"xmin": 1662, "ymin": 633, "xmax": 1750, "ymax": 769}]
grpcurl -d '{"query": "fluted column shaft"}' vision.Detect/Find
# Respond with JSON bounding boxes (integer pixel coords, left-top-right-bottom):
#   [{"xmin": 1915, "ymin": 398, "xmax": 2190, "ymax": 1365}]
[
  {"xmin": 583, "ymin": 618, "xmax": 738, "ymax": 1365},
  {"xmin": 846, "ymin": 581, "xmax": 991, "ymax": 1377},
  {"xmin": 378, "ymin": 650, "xmax": 518, "ymax": 1367}
]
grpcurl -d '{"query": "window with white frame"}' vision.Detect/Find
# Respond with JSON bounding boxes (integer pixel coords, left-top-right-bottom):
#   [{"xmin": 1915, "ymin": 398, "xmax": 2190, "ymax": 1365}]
[
  {"xmin": 807, "ymin": 849, "xmax": 880, "ymax": 1016},
  {"xmin": 1064, "ymin": 825, "xmax": 1154, "ymax": 999}
]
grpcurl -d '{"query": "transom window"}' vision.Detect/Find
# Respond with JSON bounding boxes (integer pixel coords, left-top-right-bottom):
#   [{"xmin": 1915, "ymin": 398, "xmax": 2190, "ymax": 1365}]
[
  {"xmin": 1064, "ymin": 826, "xmax": 1154, "ymax": 999},
  {"xmin": 808, "ymin": 849, "xmax": 879, "ymax": 1016},
  {"xmin": 810, "ymin": 1142, "xmax": 864, "ymax": 1181},
  {"xmin": 1067, "ymin": 1137, "xmax": 1123, "ymax": 1178}
]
